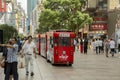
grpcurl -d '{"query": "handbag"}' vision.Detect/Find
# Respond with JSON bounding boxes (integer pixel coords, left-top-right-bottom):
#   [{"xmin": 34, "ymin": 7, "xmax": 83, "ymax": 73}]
[{"xmin": 0, "ymin": 59, "xmax": 5, "ymax": 68}]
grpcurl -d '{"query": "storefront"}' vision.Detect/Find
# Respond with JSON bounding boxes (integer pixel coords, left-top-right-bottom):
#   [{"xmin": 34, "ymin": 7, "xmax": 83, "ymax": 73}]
[{"xmin": 89, "ymin": 23, "xmax": 107, "ymax": 39}]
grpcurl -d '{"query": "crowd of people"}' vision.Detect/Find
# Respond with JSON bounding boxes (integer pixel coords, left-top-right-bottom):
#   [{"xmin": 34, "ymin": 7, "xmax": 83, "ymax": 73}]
[
  {"xmin": 1, "ymin": 35, "xmax": 120, "ymax": 80},
  {"xmin": 74, "ymin": 37, "xmax": 89, "ymax": 54},
  {"xmin": 74, "ymin": 37, "xmax": 120, "ymax": 58},
  {"xmin": 0, "ymin": 36, "xmax": 37, "ymax": 80}
]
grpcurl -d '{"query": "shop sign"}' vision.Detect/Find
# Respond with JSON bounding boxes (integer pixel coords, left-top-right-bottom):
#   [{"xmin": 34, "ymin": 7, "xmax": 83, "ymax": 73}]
[
  {"xmin": 93, "ymin": 17, "xmax": 107, "ymax": 21},
  {"xmin": 89, "ymin": 24, "xmax": 107, "ymax": 31}
]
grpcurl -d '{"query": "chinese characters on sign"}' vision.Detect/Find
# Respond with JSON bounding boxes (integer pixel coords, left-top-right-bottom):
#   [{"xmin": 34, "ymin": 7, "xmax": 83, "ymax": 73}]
[
  {"xmin": 89, "ymin": 24, "xmax": 107, "ymax": 31},
  {"xmin": 59, "ymin": 33, "xmax": 70, "ymax": 37}
]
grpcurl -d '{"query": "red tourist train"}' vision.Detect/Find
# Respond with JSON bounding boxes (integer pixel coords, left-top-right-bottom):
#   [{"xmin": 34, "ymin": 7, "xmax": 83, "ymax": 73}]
[{"xmin": 37, "ymin": 30, "xmax": 75, "ymax": 65}]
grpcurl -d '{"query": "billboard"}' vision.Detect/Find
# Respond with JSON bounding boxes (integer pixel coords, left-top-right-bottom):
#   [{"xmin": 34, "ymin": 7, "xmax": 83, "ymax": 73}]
[{"xmin": 89, "ymin": 24, "xmax": 107, "ymax": 31}]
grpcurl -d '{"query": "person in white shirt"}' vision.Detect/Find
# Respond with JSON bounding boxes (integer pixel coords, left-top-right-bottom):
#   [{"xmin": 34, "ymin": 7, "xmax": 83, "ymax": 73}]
[
  {"xmin": 73, "ymin": 38, "xmax": 77, "ymax": 52},
  {"xmin": 95, "ymin": 39, "xmax": 99, "ymax": 54},
  {"xmin": 98, "ymin": 39, "xmax": 103, "ymax": 54},
  {"xmin": 117, "ymin": 38, "xmax": 120, "ymax": 53},
  {"xmin": 109, "ymin": 39, "xmax": 115, "ymax": 57},
  {"xmin": 21, "ymin": 36, "xmax": 37, "ymax": 76}
]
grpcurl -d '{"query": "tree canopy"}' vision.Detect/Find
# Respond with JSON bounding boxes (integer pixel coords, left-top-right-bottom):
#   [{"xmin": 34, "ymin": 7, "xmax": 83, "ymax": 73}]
[
  {"xmin": 38, "ymin": 0, "xmax": 93, "ymax": 33},
  {"xmin": 0, "ymin": 24, "xmax": 18, "ymax": 42}
]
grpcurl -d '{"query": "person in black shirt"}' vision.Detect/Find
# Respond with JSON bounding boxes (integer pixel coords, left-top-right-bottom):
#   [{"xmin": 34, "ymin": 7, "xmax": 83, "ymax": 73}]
[
  {"xmin": 83, "ymin": 38, "xmax": 88, "ymax": 54},
  {"xmin": 80, "ymin": 38, "xmax": 83, "ymax": 53}
]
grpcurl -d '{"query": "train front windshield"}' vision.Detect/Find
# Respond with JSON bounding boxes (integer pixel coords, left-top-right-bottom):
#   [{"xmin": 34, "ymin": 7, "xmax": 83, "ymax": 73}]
[
  {"xmin": 59, "ymin": 37, "xmax": 70, "ymax": 46},
  {"xmin": 54, "ymin": 37, "xmax": 73, "ymax": 46}
]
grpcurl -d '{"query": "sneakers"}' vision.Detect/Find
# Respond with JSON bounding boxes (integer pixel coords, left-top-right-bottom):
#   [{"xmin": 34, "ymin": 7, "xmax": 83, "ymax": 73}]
[{"xmin": 31, "ymin": 72, "xmax": 34, "ymax": 76}]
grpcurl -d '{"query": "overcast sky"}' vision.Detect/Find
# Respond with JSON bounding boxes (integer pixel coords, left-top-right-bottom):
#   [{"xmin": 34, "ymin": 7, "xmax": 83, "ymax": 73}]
[{"xmin": 17, "ymin": 0, "xmax": 27, "ymax": 14}]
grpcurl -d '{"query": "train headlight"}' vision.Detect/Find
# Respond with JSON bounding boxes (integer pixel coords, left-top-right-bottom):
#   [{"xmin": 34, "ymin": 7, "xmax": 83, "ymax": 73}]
[
  {"xmin": 56, "ymin": 50, "xmax": 58, "ymax": 54},
  {"xmin": 63, "ymin": 51, "xmax": 66, "ymax": 55}
]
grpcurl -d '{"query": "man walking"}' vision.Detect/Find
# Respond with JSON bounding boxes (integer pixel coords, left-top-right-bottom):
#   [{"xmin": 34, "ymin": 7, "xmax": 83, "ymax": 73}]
[
  {"xmin": 98, "ymin": 38, "xmax": 103, "ymax": 54},
  {"xmin": 109, "ymin": 39, "xmax": 115, "ymax": 57},
  {"xmin": 21, "ymin": 36, "xmax": 37, "ymax": 76},
  {"xmin": 95, "ymin": 39, "xmax": 99, "ymax": 54}
]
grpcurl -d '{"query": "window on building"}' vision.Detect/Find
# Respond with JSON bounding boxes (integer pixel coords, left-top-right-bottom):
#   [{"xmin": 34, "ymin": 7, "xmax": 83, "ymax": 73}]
[{"xmin": 98, "ymin": 0, "xmax": 107, "ymax": 10}]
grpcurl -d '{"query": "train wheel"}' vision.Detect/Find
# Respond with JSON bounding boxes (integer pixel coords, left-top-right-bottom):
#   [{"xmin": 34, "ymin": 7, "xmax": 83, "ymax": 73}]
[
  {"xmin": 46, "ymin": 52, "xmax": 49, "ymax": 62},
  {"xmin": 46, "ymin": 58, "xmax": 50, "ymax": 62},
  {"xmin": 68, "ymin": 64, "xmax": 72, "ymax": 66}
]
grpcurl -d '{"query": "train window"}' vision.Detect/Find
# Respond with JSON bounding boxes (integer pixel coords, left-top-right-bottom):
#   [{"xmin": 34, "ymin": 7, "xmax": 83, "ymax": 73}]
[
  {"xmin": 50, "ymin": 37, "xmax": 53, "ymax": 48},
  {"xmin": 59, "ymin": 37, "xmax": 71, "ymax": 46},
  {"xmin": 54, "ymin": 37, "xmax": 59, "ymax": 46},
  {"xmin": 71, "ymin": 38, "xmax": 74, "ymax": 46}
]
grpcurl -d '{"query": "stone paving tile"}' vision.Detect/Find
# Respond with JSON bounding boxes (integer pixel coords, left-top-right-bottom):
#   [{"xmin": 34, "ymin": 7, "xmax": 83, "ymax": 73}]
[{"xmin": 0, "ymin": 49, "xmax": 120, "ymax": 80}]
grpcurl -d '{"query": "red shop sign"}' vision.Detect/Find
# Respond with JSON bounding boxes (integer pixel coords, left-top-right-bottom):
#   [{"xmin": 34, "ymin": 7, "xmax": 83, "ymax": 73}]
[
  {"xmin": 89, "ymin": 24, "xmax": 107, "ymax": 31},
  {"xmin": 93, "ymin": 17, "xmax": 107, "ymax": 21}
]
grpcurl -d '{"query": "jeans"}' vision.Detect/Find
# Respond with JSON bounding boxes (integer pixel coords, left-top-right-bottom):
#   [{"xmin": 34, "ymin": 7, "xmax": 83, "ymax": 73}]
[
  {"xmin": 5, "ymin": 62, "xmax": 18, "ymax": 80},
  {"xmin": 96, "ymin": 47, "xmax": 99, "ymax": 54}
]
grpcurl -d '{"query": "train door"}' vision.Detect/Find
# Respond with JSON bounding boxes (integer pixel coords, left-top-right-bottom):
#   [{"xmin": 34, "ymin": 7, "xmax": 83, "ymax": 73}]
[
  {"xmin": 47, "ymin": 36, "xmax": 54, "ymax": 62},
  {"xmin": 40, "ymin": 34, "xmax": 47, "ymax": 58}
]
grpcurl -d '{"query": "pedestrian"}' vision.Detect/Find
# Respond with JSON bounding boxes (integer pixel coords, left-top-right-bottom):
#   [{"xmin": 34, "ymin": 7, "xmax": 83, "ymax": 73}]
[
  {"xmin": 101, "ymin": 39, "xmax": 104, "ymax": 53},
  {"xmin": 0, "ymin": 37, "xmax": 19, "ymax": 80},
  {"xmin": 91, "ymin": 39, "xmax": 96, "ymax": 53},
  {"xmin": 95, "ymin": 39, "xmax": 99, "ymax": 54},
  {"xmin": 83, "ymin": 38, "xmax": 88, "ymax": 54},
  {"xmin": 109, "ymin": 39, "xmax": 115, "ymax": 57},
  {"xmin": 73, "ymin": 38, "xmax": 77, "ymax": 52},
  {"xmin": 17, "ymin": 36, "xmax": 22, "ymax": 52},
  {"xmin": 21, "ymin": 36, "xmax": 37, "ymax": 76},
  {"xmin": 80, "ymin": 38, "xmax": 83, "ymax": 53},
  {"xmin": 104, "ymin": 40, "xmax": 109, "ymax": 57},
  {"xmin": 117, "ymin": 37, "xmax": 120, "ymax": 53},
  {"xmin": 98, "ymin": 38, "xmax": 103, "ymax": 54},
  {"xmin": 76, "ymin": 38, "xmax": 79, "ymax": 51}
]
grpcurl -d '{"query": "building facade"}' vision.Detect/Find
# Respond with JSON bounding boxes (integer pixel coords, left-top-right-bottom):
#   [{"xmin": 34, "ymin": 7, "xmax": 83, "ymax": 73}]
[
  {"xmin": 27, "ymin": 0, "xmax": 37, "ymax": 35},
  {"xmin": 0, "ymin": 0, "xmax": 6, "ymax": 24},
  {"xmin": 16, "ymin": 2, "xmax": 26, "ymax": 35},
  {"xmin": 0, "ymin": 0, "xmax": 6, "ymax": 12},
  {"xmin": 0, "ymin": 0, "xmax": 16, "ymax": 26},
  {"xmin": 30, "ymin": 0, "xmax": 44, "ymax": 36},
  {"xmin": 85, "ymin": 0, "xmax": 120, "ymax": 39}
]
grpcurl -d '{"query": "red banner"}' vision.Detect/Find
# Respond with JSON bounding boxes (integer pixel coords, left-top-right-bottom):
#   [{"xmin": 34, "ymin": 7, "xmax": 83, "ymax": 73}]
[{"xmin": 89, "ymin": 24, "xmax": 107, "ymax": 31}]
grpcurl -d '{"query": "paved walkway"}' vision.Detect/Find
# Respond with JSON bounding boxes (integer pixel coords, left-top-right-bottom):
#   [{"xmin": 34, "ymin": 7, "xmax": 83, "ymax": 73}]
[{"xmin": 0, "ymin": 49, "xmax": 120, "ymax": 80}]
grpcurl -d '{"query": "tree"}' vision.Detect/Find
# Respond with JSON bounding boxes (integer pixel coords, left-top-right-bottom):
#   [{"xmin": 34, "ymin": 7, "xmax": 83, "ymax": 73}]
[
  {"xmin": 38, "ymin": 0, "xmax": 93, "ymax": 34},
  {"xmin": 18, "ymin": 33, "xmax": 24, "ymax": 39},
  {"xmin": 0, "ymin": 24, "xmax": 18, "ymax": 42}
]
